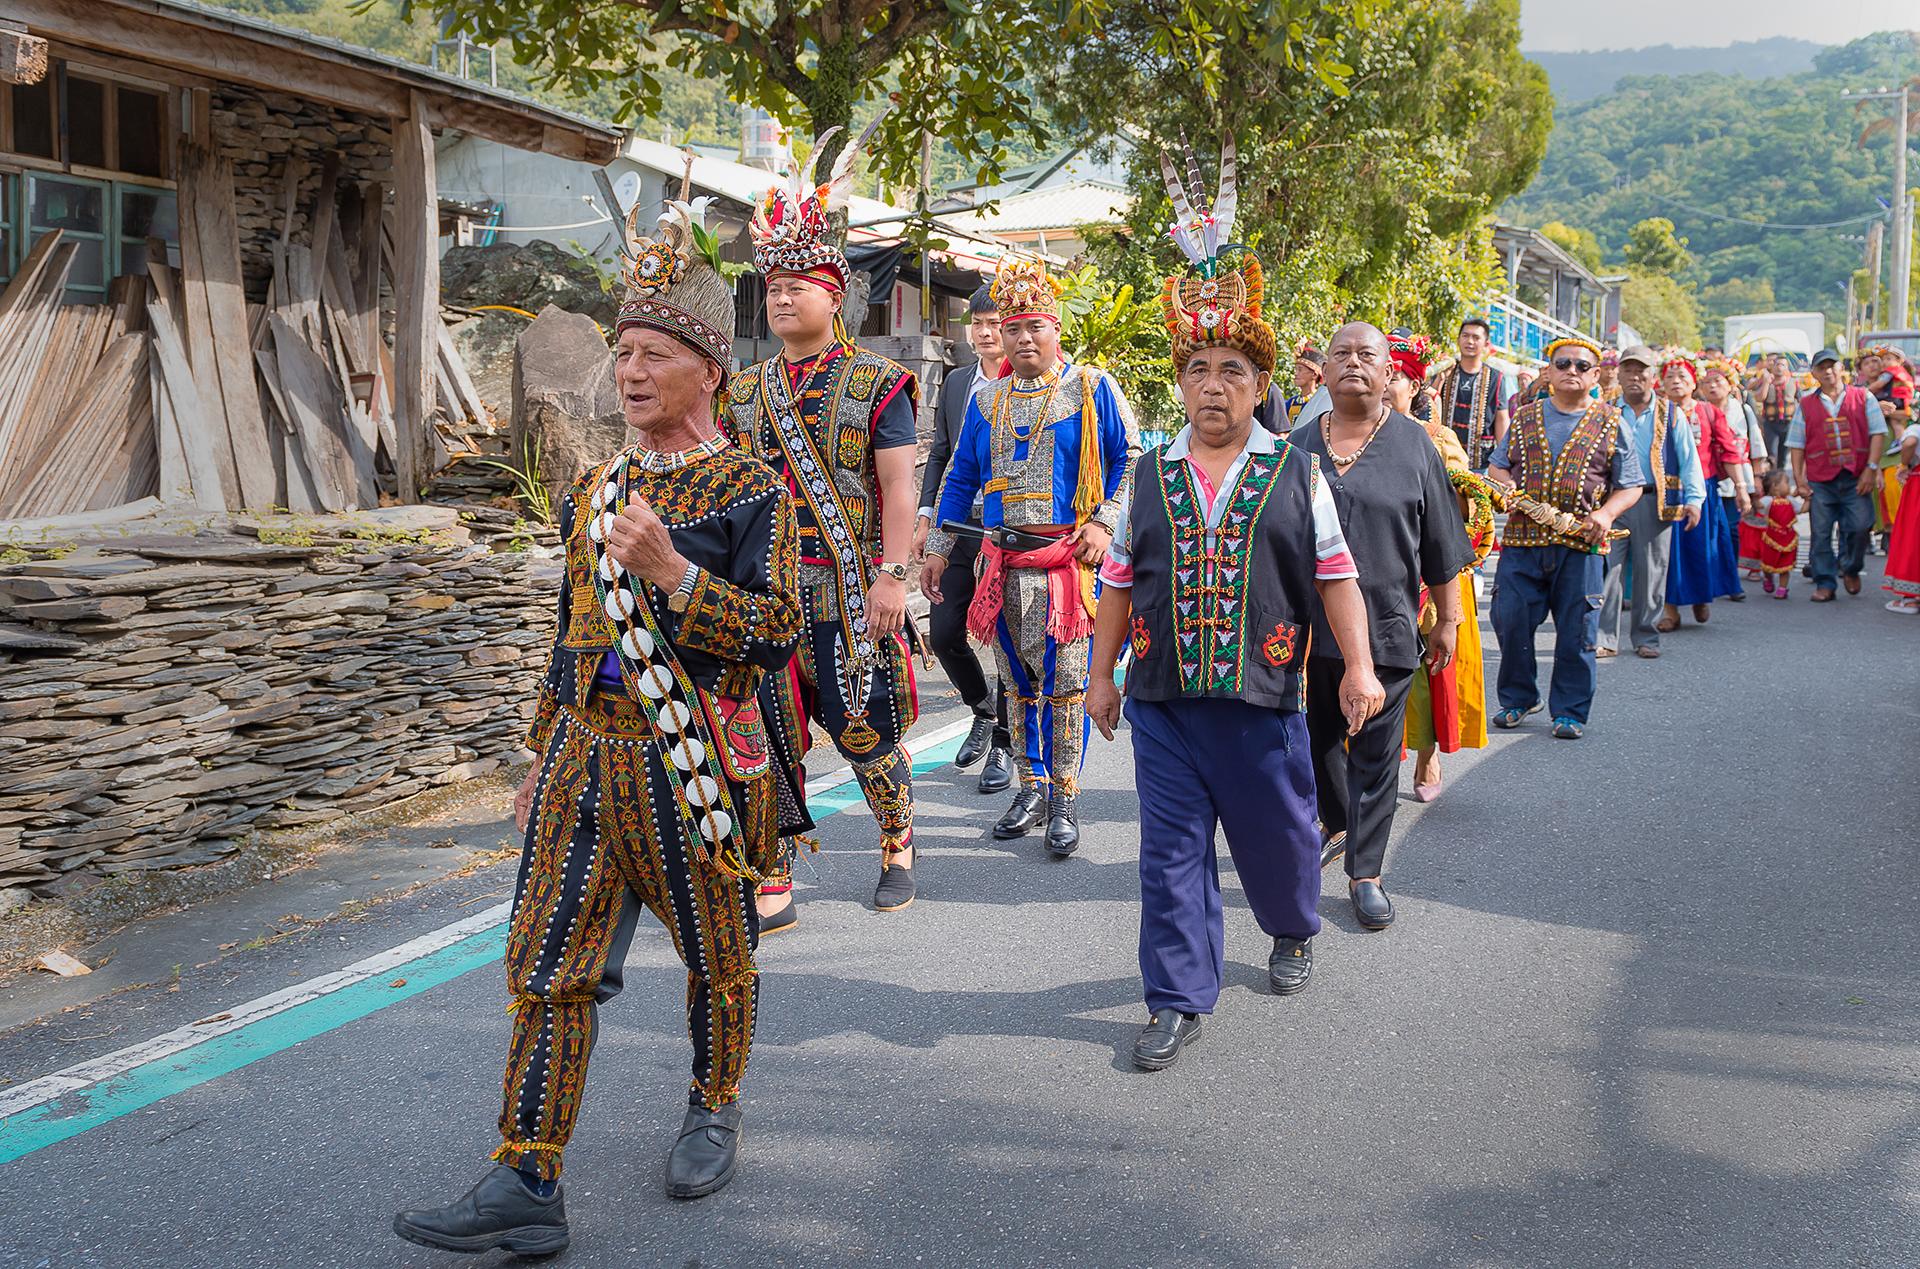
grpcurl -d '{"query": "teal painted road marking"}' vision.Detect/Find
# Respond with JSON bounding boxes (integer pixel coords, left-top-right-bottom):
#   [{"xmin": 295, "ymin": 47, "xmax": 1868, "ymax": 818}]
[{"xmin": 0, "ymin": 729, "xmax": 967, "ymax": 1165}]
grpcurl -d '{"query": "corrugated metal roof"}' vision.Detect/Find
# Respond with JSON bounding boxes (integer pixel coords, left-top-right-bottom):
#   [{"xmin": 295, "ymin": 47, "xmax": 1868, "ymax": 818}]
[{"xmin": 939, "ymin": 182, "xmax": 1133, "ymax": 236}]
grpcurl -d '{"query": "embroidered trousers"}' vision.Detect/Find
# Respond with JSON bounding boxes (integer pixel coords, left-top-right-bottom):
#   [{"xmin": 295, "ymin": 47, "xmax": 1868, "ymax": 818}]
[
  {"xmin": 494, "ymin": 692, "xmax": 766, "ymax": 1182},
  {"xmin": 758, "ymin": 583, "xmax": 919, "ymax": 896},
  {"xmin": 993, "ymin": 566, "xmax": 1092, "ymax": 795}
]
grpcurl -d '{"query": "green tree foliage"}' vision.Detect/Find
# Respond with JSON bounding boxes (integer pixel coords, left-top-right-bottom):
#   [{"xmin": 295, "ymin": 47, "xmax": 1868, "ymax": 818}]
[
  {"xmin": 1699, "ymin": 276, "xmax": 1777, "ymax": 328},
  {"xmin": 1043, "ymin": 0, "xmax": 1550, "ymax": 350},
  {"xmin": 1538, "ymin": 220, "xmax": 1603, "ymax": 271},
  {"xmin": 1504, "ymin": 31, "xmax": 1920, "ymax": 333},
  {"xmin": 1620, "ymin": 273, "xmax": 1701, "ymax": 347},
  {"xmin": 1622, "ymin": 216, "xmax": 1692, "ymax": 275}
]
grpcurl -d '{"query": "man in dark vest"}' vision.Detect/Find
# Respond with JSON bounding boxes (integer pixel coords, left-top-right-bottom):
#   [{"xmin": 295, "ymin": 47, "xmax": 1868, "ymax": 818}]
[
  {"xmin": 1486, "ymin": 335, "xmax": 1645, "ymax": 740},
  {"xmin": 1789, "ymin": 348, "xmax": 1888, "ymax": 601},
  {"xmin": 1436, "ymin": 316, "xmax": 1510, "ymax": 468},
  {"xmin": 1084, "ymin": 138, "xmax": 1383, "ymax": 1072},
  {"xmin": 913, "ymin": 286, "xmax": 1013, "ymax": 792},
  {"xmin": 729, "ymin": 127, "xmax": 922, "ymax": 921}
]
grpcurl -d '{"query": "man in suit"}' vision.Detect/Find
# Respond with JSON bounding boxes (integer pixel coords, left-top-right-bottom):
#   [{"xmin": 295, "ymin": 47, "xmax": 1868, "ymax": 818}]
[{"xmin": 912, "ymin": 286, "xmax": 1013, "ymax": 791}]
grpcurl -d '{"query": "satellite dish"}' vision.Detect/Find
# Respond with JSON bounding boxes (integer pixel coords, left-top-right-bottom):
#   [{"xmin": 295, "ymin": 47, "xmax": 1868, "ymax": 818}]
[{"xmin": 612, "ymin": 171, "xmax": 643, "ymax": 213}]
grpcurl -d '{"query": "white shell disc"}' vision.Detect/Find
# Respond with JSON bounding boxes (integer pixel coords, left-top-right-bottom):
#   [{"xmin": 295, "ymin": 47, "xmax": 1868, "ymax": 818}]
[
  {"xmin": 637, "ymin": 665, "xmax": 673, "ymax": 699},
  {"xmin": 656, "ymin": 699, "xmax": 691, "ymax": 733},
  {"xmin": 697, "ymin": 809, "xmax": 733, "ymax": 841},
  {"xmin": 588, "ymin": 516, "xmax": 605, "ymax": 543},
  {"xmin": 600, "ymin": 511, "xmax": 618, "ymax": 539},
  {"xmin": 620, "ymin": 627, "xmax": 654, "ymax": 661},
  {"xmin": 602, "ymin": 589, "xmax": 632, "ymax": 623},
  {"xmin": 669, "ymin": 737, "xmax": 706, "ymax": 771},
  {"xmin": 601, "ymin": 482, "xmax": 619, "ymax": 509},
  {"xmin": 597, "ymin": 554, "xmax": 620, "ymax": 582},
  {"xmin": 685, "ymin": 775, "xmax": 720, "ymax": 808}
]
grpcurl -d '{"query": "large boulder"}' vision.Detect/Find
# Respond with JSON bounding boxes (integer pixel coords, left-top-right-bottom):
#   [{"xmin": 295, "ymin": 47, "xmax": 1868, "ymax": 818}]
[
  {"xmin": 510, "ymin": 305, "xmax": 625, "ymax": 508},
  {"xmin": 440, "ymin": 240, "xmax": 620, "ymax": 328}
]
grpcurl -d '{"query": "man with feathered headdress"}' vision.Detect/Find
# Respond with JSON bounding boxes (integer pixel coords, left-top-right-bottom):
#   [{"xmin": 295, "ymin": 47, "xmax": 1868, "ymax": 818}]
[
  {"xmin": 919, "ymin": 248, "xmax": 1141, "ymax": 855},
  {"xmin": 727, "ymin": 118, "xmax": 925, "ymax": 923},
  {"xmin": 1084, "ymin": 138, "xmax": 1381, "ymax": 1072},
  {"xmin": 395, "ymin": 199, "xmax": 805, "ymax": 1250}
]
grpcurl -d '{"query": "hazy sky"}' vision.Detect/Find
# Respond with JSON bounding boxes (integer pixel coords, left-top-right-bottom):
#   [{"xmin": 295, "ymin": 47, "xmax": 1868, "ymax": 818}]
[{"xmin": 1521, "ymin": 0, "xmax": 1916, "ymax": 52}]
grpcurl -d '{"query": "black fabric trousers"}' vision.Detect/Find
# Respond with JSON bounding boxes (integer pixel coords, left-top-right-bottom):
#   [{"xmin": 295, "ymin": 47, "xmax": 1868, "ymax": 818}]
[
  {"xmin": 929, "ymin": 532, "xmax": 1009, "ymax": 748},
  {"xmin": 1305, "ymin": 658, "xmax": 1417, "ymax": 881}
]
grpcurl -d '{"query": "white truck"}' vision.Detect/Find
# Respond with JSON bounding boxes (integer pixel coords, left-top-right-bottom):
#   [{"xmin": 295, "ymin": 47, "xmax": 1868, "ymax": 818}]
[{"xmin": 1723, "ymin": 312, "xmax": 1825, "ymax": 367}]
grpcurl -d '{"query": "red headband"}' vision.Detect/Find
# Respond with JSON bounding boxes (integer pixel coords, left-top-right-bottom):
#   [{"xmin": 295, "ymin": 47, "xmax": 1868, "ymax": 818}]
[{"xmin": 1388, "ymin": 334, "xmax": 1431, "ymax": 382}]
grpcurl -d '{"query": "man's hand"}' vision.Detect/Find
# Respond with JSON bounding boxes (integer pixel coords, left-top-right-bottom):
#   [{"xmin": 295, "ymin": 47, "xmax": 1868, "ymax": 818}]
[
  {"xmin": 1795, "ymin": 480, "xmax": 1812, "ymax": 500},
  {"xmin": 910, "ymin": 516, "xmax": 930, "ymax": 563},
  {"xmin": 1087, "ymin": 677, "xmax": 1123, "ymax": 741},
  {"xmin": 514, "ymin": 759, "xmax": 541, "ymax": 835},
  {"xmin": 867, "ymin": 572, "xmax": 907, "ymax": 638},
  {"xmin": 607, "ymin": 497, "xmax": 687, "ymax": 589},
  {"xmin": 1681, "ymin": 504, "xmax": 1702, "ymax": 530},
  {"xmin": 1856, "ymin": 467, "xmax": 1882, "ymax": 497},
  {"xmin": 1577, "ymin": 507, "xmax": 1615, "ymax": 546},
  {"xmin": 1339, "ymin": 664, "xmax": 1387, "ymax": 737},
  {"xmin": 919, "ymin": 554, "xmax": 947, "ymax": 605},
  {"xmin": 1425, "ymin": 617, "xmax": 1459, "ymax": 674},
  {"xmin": 1071, "ymin": 521, "xmax": 1113, "ymax": 566}
]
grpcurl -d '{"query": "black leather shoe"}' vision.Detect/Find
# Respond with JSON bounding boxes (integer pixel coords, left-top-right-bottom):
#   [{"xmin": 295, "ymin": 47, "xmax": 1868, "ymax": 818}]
[
  {"xmin": 666, "ymin": 1102, "xmax": 742, "ymax": 1199},
  {"xmin": 393, "ymin": 1164, "xmax": 569, "ymax": 1256},
  {"xmin": 1268, "ymin": 937, "xmax": 1313, "ymax": 996},
  {"xmin": 873, "ymin": 859, "xmax": 915, "ymax": 911},
  {"xmin": 1319, "ymin": 831, "xmax": 1346, "ymax": 870},
  {"xmin": 954, "ymin": 713, "xmax": 995, "ymax": 768},
  {"xmin": 1350, "ymin": 879, "xmax": 1394, "ymax": 930},
  {"xmin": 977, "ymin": 746, "xmax": 1014, "ymax": 794},
  {"xmin": 993, "ymin": 786, "xmax": 1045, "ymax": 838},
  {"xmin": 757, "ymin": 897, "xmax": 797, "ymax": 937},
  {"xmin": 1045, "ymin": 793, "xmax": 1079, "ymax": 857},
  {"xmin": 1132, "ymin": 1007, "xmax": 1202, "ymax": 1071}
]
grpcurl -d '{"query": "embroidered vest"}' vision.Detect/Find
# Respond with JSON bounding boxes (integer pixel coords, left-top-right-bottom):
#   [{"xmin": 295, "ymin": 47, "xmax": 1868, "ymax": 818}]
[
  {"xmin": 1442, "ymin": 365, "xmax": 1500, "ymax": 468},
  {"xmin": 1799, "ymin": 387, "xmax": 1871, "ymax": 483},
  {"xmin": 1639, "ymin": 399, "xmax": 1691, "ymax": 523},
  {"xmin": 1123, "ymin": 443, "xmax": 1319, "ymax": 712},
  {"xmin": 1501, "ymin": 400, "xmax": 1618, "ymax": 549}
]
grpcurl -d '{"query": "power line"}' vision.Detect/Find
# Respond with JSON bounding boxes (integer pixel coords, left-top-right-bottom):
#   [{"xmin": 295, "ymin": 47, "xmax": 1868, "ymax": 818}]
[{"xmin": 1642, "ymin": 191, "xmax": 1887, "ymax": 232}]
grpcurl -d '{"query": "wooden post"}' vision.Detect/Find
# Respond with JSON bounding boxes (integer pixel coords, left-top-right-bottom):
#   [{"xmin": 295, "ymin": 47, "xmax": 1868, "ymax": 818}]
[{"xmin": 389, "ymin": 91, "xmax": 439, "ymax": 503}]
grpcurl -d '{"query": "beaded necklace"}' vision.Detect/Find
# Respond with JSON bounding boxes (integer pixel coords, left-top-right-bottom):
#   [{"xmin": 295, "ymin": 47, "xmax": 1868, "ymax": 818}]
[
  {"xmin": 631, "ymin": 435, "xmax": 730, "ymax": 474},
  {"xmin": 994, "ymin": 364, "xmax": 1063, "ymax": 445},
  {"xmin": 1322, "ymin": 403, "xmax": 1389, "ymax": 468}
]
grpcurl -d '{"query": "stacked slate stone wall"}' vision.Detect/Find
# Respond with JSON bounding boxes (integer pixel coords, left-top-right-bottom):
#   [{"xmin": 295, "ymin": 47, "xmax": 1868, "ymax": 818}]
[{"xmin": 0, "ymin": 521, "xmax": 555, "ymax": 892}]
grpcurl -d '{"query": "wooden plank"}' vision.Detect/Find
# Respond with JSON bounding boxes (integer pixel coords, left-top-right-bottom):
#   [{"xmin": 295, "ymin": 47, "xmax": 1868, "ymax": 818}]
[
  {"xmin": 268, "ymin": 312, "xmax": 360, "ymax": 512},
  {"xmin": 254, "ymin": 346, "xmax": 319, "ymax": 514},
  {"xmin": 309, "ymin": 153, "xmax": 341, "ymax": 266},
  {"xmin": 349, "ymin": 181, "xmax": 384, "ymax": 360},
  {"xmin": 174, "ymin": 145, "xmax": 240, "ymax": 507},
  {"xmin": 2, "ymin": 334, "xmax": 144, "ymax": 518},
  {"xmin": 275, "ymin": 156, "xmax": 311, "ymax": 249},
  {"xmin": 389, "ymin": 92, "xmax": 439, "ymax": 499},
  {"xmin": 181, "ymin": 142, "xmax": 274, "ymax": 509},
  {"xmin": 436, "ymin": 319, "xmax": 488, "ymax": 428},
  {"xmin": 144, "ymin": 286, "xmax": 227, "ymax": 513}
]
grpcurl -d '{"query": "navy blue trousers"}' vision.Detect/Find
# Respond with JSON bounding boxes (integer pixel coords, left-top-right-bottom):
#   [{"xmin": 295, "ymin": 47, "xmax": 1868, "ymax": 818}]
[
  {"xmin": 1128, "ymin": 697, "xmax": 1321, "ymax": 1016},
  {"xmin": 1492, "ymin": 544, "xmax": 1604, "ymax": 725}
]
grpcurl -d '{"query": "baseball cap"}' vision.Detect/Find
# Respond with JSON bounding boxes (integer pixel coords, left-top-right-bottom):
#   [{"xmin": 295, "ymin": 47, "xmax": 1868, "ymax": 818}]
[
  {"xmin": 1618, "ymin": 344, "xmax": 1659, "ymax": 367},
  {"xmin": 1811, "ymin": 348, "xmax": 1840, "ymax": 366}
]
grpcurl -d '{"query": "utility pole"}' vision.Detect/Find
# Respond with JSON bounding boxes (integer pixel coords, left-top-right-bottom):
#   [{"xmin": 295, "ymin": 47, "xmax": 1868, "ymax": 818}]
[
  {"xmin": 1845, "ymin": 85, "xmax": 1911, "ymax": 330},
  {"xmin": 1866, "ymin": 220, "xmax": 1884, "ymax": 329}
]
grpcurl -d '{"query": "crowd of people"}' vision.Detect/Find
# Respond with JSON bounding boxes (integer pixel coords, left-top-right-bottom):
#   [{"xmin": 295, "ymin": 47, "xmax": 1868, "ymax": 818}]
[{"xmin": 389, "ymin": 129, "xmax": 1916, "ymax": 1257}]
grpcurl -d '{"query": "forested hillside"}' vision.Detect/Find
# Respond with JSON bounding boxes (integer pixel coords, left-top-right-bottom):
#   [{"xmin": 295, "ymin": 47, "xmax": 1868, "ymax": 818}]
[
  {"xmin": 1525, "ymin": 38, "xmax": 1821, "ymax": 104},
  {"xmin": 1506, "ymin": 31, "xmax": 1920, "ymax": 333}
]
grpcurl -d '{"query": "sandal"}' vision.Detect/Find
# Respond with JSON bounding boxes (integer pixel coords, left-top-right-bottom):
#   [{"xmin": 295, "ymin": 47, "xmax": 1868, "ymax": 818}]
[
  {"xmin": 1550, "ymin": 717, "xmax": 1585, "ymax": 740},
  {"xmin": 1492, "ymin": 704, "xmax": 1540, "ymax": 730}
]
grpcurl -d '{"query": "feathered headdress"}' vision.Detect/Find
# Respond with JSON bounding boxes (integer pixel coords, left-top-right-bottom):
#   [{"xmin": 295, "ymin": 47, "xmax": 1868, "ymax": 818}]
[
  {"xmin": 990, "ymin": 255, "xmax": 1064, "ymax": 325},
  {"xmin": 616, "ymin": 191, "xmax": 735, "ymax": 371},
  {"xmin": 1159, "ymin": 136, "xmax": 1275, "ymax": 374},
  {"xmin": 749, "ymin": 109, "xmax": 890, "ymax": 294}
]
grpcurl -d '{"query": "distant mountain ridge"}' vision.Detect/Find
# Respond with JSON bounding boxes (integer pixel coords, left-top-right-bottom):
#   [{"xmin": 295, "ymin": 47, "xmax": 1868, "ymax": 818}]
[{"xmin": 1525, "ymin": 37, "xmax": 1825, "ymax": 103}]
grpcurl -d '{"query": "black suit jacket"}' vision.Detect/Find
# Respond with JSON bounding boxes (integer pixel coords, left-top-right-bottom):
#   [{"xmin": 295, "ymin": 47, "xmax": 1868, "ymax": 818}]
[{"xmin": 920, "ymin": 358, "xmax": 983, "ymax": 512}]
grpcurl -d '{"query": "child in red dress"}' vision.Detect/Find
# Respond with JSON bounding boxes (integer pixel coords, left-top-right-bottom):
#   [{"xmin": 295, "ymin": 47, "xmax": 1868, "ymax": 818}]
[{"xmin": 1755, "ymin": 469, "xmax": 1802, "ymax": 599}]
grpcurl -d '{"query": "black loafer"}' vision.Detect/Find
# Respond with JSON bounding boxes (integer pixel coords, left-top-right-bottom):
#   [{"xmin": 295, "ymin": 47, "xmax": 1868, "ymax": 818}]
[
  {"xmin": 1319, "ymin": 831, "xmax": 1346, "ymax": 870},
  {"xmin": 1268, "ymin": 937, "xmax": 1313, "ymax": 996},
  {"xmin": 1132, "ymin": 1007, "xmax": 1201, "ymax": 1071},
  {"xmin": 1350, "ymin": 879, "xmax": 1394, "ymax": 930},
  {"xmin": 393, "ymin": 1164, "xmax": 569, "ymax": 1256},
  {"xmin": 874, "ymin": 860, "xmax": 915, "ymax": 911},
  {"xmin": 1044, "ymin": 793, "xmax": 1079, "ymax": 857},
  {"xmin": 757, "ymin": 898, "xmax": 798, "ymax": 936},
  {"xmin": 977, "ymin": 746, "xmax": 1014, "ymax": 794},
  {"xmin": 954, "ymin": 713, "xmax": 995, "ymax": 768},
  {"xmin": 666, "ymin": 1102, "xmax": 742, "ymax": 1199},
  {"xmin": 993, "ymin": 787, "xmax": 1045, "ymax": 838}
]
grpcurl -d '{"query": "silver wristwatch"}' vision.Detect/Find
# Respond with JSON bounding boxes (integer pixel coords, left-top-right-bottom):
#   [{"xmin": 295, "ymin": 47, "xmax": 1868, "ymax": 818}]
[{"xmin": 666, "ymin": 562, "xmax": 699, "ymax": 613}]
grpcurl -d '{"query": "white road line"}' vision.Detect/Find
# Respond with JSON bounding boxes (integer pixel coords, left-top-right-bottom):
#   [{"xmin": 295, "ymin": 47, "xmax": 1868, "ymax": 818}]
[
  {"xmin": 1, "ymin": 711, "xmax": 981, "ymax": 1122},
  {"xmin": 0, "ymin": 901, "xmax": 510, "ymax": 1119}
]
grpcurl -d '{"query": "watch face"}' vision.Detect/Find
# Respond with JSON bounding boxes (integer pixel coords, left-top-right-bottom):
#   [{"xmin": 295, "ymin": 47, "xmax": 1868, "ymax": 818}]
[{"xmin": 667, "ymin": 592, "xmax": 690, "ymax": 613}]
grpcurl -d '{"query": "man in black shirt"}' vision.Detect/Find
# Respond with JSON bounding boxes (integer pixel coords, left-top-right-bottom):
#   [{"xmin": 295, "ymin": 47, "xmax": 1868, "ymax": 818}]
[{"xmin": 1291, "ymin": 324, "xmax": 1475, "ymax": 931}]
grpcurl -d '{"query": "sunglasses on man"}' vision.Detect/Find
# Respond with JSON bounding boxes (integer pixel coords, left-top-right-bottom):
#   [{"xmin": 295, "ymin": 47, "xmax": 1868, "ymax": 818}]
[{"xmin": 1552, "ymin": 356, "xmax": 1595, "ymax": 373}]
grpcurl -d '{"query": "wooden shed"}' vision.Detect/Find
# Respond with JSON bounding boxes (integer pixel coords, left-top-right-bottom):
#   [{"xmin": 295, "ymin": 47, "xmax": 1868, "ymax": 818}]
[{"xmin": 0, "ymin": 0, "xmax": 620, "ymax": 523}]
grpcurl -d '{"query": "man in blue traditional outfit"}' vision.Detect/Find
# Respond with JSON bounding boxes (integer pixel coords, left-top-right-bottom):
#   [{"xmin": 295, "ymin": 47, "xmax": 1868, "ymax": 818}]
[{"xmin": 920, "ymin": 254, "xmax": 1140, "ymax": 856}]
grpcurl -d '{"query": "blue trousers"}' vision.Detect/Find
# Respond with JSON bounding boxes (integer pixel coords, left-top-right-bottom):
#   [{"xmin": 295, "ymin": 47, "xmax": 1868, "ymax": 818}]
[
  {"xmin": 1128, "ymin": 697, "xmax": 1321, "ymax": 1016},
  {"xmin": 1492, "ymin": 544, "xmax": 1604, "ymax": 725},
  {"xmin": 1807, "ymin": 473, "xmax": 1872, "ymax": 590}
]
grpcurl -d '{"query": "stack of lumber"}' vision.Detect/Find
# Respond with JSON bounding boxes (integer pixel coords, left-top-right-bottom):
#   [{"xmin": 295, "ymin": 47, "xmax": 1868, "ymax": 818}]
[{"xmin": 0, "ymin": 147, "xmax": 499, "ymax": 523}]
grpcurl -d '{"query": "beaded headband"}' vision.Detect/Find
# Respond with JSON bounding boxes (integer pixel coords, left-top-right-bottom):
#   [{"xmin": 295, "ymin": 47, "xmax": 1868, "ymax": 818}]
[
  {"xmin": 1544, "ymin": 335, "xmax": 1603, "ymax": 364},
  {"xmin": 990, "ymin": 255, "xmax": 1064, "ymax": 325}
]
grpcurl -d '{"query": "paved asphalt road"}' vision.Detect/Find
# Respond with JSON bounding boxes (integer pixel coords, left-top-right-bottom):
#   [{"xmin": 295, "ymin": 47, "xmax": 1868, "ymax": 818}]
[{"xmin": 2, "ymin": 562, "xmax": 1916, "ymax": 1268}]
